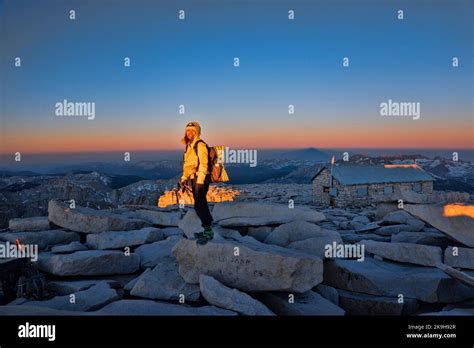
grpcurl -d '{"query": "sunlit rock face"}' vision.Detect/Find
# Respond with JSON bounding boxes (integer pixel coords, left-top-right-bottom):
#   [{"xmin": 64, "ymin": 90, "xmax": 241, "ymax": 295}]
[{"xmin": 157, "ymin": 185, "xmax": 239, "ymax": 208}]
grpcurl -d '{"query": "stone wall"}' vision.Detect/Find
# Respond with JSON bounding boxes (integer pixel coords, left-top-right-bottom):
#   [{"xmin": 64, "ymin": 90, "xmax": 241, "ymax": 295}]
[
  {"xmin": 335, "ymin": 181, "xmax": 434, "ymax": 208},
  {"xmin": 312, "ymin": 168, "xmax": 331, "ymax": 206},
  {"xmin": 422, "ymin": 181, "xmax": 433, "ymax": 194}
]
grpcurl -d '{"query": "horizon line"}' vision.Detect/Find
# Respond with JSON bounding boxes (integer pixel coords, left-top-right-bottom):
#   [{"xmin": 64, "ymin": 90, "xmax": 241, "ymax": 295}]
[{"xmin": 1, "ymin": 146, "xmax": 473, "ymax": 156}]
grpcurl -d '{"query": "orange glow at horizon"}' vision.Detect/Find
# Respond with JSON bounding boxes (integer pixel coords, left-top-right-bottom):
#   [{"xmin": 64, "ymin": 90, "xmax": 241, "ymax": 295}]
[{"xmin": 1, "ymin": 123, "xmax": 473, "ymax": 154}]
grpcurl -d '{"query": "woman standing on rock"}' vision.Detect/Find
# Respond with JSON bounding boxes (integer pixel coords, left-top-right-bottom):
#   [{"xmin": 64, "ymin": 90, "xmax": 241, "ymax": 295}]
[{"xmin": 180, "ymin": 121, "xmax": 214, "ymax": 245}]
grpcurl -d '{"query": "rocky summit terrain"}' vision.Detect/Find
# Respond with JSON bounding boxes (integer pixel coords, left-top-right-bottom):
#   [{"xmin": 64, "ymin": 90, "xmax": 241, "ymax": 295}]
[
  {"xmin": 0, "ymin": 190, "xmax": 473, "ymax": 316},
  {"xmin": 0, "ymin": 172, "xmax": 314, "ymax": 228},
  {"xmin": 0, "ymin": 172, "xmax": 178, "ymax": 228}
]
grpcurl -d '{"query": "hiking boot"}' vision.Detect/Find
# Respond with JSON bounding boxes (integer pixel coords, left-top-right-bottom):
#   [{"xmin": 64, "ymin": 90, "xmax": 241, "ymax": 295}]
[
  {"xmin": 196, "ymin": 227, "xmax": 214, "ymax": 245},
  {"xmin": 193, "ymin": 231, "xmax": 205, "ymax": 239}
]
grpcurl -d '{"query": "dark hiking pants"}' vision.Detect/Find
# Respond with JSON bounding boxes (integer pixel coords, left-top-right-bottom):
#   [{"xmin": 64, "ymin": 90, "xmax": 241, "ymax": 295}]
[{"xmin": 191, "ymin": 174, "xmax": 213, "ymax": 228}]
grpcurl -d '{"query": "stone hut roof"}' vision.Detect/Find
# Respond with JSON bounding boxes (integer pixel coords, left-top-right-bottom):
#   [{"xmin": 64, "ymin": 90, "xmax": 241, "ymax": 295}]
[{"xmin": 311, "ymin": 164, "xmax": 434, "ymax": 185}]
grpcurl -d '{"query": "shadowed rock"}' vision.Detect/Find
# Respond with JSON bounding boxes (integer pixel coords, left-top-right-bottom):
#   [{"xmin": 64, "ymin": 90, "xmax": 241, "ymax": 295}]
[
  {"xmin": 199, "ymin": 275, "xmax": 274, "ymax": 316},
  {"xmin": 0, "ymin": 305, "xmax": 93, "ymax": 316},
  {"xmin": 130, "ymin": 209, "xmax": 181, "ymax": 226},
  {"xmin": 212, "ymin": 202, "xmax": 325, "ymax": 227},
  {"xmin": 435, "ymin": 263, "xmax": 474, "ymax": 288},
  {"xmin": 172, "ymin": 238, "xmax": 323, "ymax": 293},
  {"xmin": 337, "ymin": 289, "xmax": 419, "ymax": 315},
  {"xmin": 161, "ymin": 227, "xmax": 184, "ymax": 238},
  {"xmin": 264, "ymin": 221, "xmax": 337, "ymax": 247},
  {"xmin": 0, "ymin": 230, "xmax": 80, "ymax": 250},
  {"xmin": 48, "ymin": 279, "xmax": 120, "ymax": 295},
  {"xmin": 95, "ymin": 299, "xmax": 237, "ymax": 316},
  {"xmin": 134, "ymin": 235, "xmax": 182, "ymax": 268},
  {"xmin": 51, "ymin": 241, "xmax": 88, "ymax": 254},
  {"xmin": 314, "ymin": 284, "xmax": 339, "ymax": 305},
  {"xmin": 247, "ymin": 226, "xmax": 274, "ymax": 242},
  {"xmin": 381, "ymin": 210, "xmax": 425, "ymax": 231},
  {"xmin": 404, "ymin": 204, "xmax": 474, "ymax": 247},
  {"xmin": 339, "ymin": 232, "xmax": 390, "ymax": 243},
  {"xmin": 359, "ymin": 240, "xmax": 443, "ymax": 266},
  {"xmin": 9, "ymin": 216, "xmax": 51, "ymax": 231},
  {"xmin": 324, "ymin": 257, "xmax": 474, "ymax": 303},
  {"xmin": 86, "ymin": 227, "xmax": 163, "ymax": 250},
  {"xmin": 18, "ymin": 282, "xmax": 119, "ymax": 312},
  {"xmin": 391, "ymin": 231, "xmax": 453, "ymax": 247},
  {"xmin": 178, "ymin": 209, "xmax": 202, "ymax": 239},
  {"xmin": 444, "ymin": 246, "xmax": 474, "ymax": 270},
  {"xmin": 38, "ymin": 250, "xmax": 140, "ymax": 276},
  {"xmin": 255, "ymin": 291, "xmax": 345, "ymax": 316},
  {"xmin": 286, "ymin": 231, "xmax": 342, "ymax": 259},
  {"xmin": 130, "ymin": 260, "xmax": 200, "ymax": 302},
  {"xmin": 48, "ymin": 200, "xmax": 149, "ymax": 233}
]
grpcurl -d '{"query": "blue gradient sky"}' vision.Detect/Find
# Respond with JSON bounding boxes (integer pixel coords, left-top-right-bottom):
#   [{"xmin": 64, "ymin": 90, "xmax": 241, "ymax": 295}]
[{"xmin": 0, "ymin": 0, "xmax": 473, "ymax": 154}]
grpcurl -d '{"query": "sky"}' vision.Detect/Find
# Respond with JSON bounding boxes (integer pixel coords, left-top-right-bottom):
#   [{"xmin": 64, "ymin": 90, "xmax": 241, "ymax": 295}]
[{"xmin": 0, "ymin": 0, "xmax": 473, "ymax": 155}]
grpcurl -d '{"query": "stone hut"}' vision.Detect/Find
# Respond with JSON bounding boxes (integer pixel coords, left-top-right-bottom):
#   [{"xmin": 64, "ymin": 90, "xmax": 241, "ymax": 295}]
[{"xmin": 311, "ymin": 164, "xmax": 434, "ymax": 208}]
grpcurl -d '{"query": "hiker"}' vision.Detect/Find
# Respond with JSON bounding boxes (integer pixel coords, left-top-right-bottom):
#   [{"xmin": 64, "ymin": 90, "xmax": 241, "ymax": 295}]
[{"xmin": 180, "ymin": 121, "xmax": 214, "ymax": 245}]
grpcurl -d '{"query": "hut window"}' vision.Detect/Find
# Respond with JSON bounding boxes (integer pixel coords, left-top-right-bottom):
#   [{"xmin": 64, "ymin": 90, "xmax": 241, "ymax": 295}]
[
  {"xmin": 384, "ymin": 186, "xmax": 393, "ymax": 194},
  {"xmin": 323, "ymin": 186, "xmax": 329, "ymax": 193},
  {"xmin": 412, "ymin": 183, "xmax": 422, "ymax": 192},
  {"xmin": 356, "ymin": 187, "xmax": 368, "ymax": 197}
]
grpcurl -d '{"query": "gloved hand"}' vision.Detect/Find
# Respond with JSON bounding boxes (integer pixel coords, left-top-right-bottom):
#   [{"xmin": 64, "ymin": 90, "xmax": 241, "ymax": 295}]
[{"xmin": 179, "ymin": 179, "xmax": 189, "ymax": 192}]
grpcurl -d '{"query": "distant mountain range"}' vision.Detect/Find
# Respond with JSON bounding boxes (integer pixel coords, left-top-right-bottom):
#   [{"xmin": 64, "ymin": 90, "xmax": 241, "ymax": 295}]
[
  {"xmin": 0, "ymin": 148, "xmax": 330, "ymax": 185},
  {"xmin": 1, "ymin": 152, "xmax": 473, "ymax": 228},
  {"xmin": 1, "ymin": 150, "xmax": 472, "ymax": 187},
  {"xmin": 1, "ymin": 150, "xmax": 472, "ymax": 228},
  {"xmin": 271, "ymin": 148, "xmax": 330, "ymax": 162}
]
